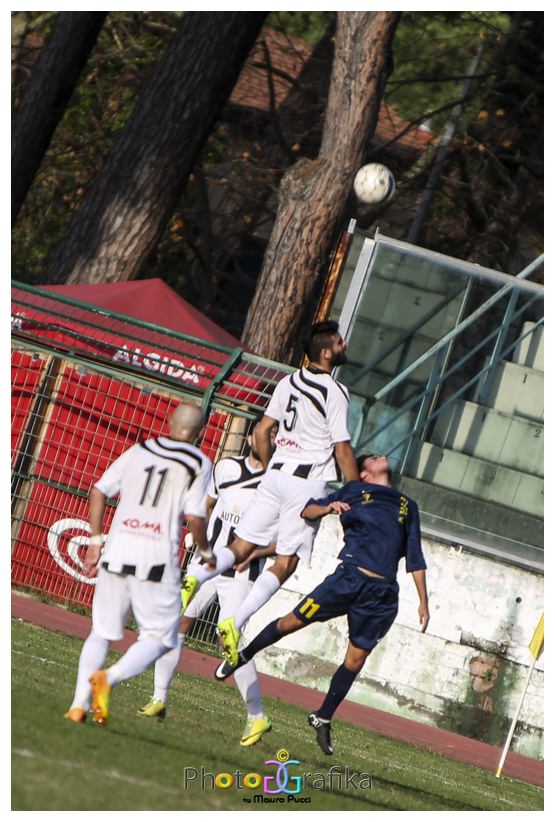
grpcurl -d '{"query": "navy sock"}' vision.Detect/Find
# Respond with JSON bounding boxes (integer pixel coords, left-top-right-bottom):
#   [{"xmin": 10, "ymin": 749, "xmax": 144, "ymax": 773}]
[
  {"xmin": 317, "ymin": 663, "xmax": 359, "ymax": 720},
  {"xmin": 240, "ymin": 619, "xmax": 283, "ymax": 662}
]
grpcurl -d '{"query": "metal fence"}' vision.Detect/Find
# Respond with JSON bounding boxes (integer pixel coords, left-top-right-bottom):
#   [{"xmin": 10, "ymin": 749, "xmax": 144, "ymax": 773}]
[{"xmin": 11, "ymin": 282, "xmax": 292, "ymax": 649}]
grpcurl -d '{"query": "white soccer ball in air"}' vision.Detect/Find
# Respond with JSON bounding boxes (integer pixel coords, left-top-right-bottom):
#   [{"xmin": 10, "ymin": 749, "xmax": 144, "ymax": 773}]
[{"xmin": 353, "ymin": 163, "xmax": 396, "ymax": 205}]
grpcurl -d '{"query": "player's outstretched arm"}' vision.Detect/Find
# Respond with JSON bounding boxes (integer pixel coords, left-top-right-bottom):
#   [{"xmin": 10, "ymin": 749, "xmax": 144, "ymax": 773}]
[
  {"xmin": 85, "ymin": 486, "xmax": 106, "ymax": 577},
  {"xmin": 186, "ymin": 514, "xmax": 216, "ymax": 567},
  {"xmin": 301, "ymin": 500, "xmax": 350, "ymax": 521},
  {"xmin": 333, "ymin": 440, "xmax": 360, "ymax": 483},
  {"xmin": 205, "ymin": 495, "xmax": 217, "ymax": 520},
  {"xmin": 411, "ymin": 569, "xmax": 430, "ymax": 633},
  {"xmin": 234, "ymin": 542, "xmax": 277, "ymax": 573},
  {"xmin": 254, "ymin": 415, "xmax": 278, "ymax": 470}
]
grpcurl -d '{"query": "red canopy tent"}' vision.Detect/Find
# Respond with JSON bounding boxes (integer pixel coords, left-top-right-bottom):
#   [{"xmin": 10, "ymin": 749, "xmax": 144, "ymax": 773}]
[{"xmin": 40, "ymin": 278, "xmax": 245, "ymax": 349}]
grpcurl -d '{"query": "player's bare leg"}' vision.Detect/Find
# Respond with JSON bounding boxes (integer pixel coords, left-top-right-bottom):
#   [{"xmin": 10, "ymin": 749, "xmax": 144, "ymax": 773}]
[{"xmin": 342, "ymin": 641, "xmax": 372, "ymax": 674}]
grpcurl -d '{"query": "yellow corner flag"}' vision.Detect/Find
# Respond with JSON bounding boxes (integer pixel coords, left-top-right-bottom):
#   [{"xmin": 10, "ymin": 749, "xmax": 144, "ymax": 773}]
[
  {"xmin": 496, "ymin": 611, "xmax": 544, "ymax": 778},
  {"xmin": 528, "ymin": 613, "xmax": 544, "ymax": 660}
]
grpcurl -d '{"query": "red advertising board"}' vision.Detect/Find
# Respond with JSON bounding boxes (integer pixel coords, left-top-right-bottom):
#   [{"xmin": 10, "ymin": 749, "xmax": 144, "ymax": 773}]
[
  {"xmin": 12, "ymin": 482, "xmax": 101, "ymax": 607},
  {"xmin": 12, "ymin": 479, "xmax": 192, "ymax": 608},
  {"xmin": 11, "ymin": 283, "xmax": 285, "ymax": 608},
  {"xmin": 11, "ymin": 350, "xmax": 47, "ymax": 464}
]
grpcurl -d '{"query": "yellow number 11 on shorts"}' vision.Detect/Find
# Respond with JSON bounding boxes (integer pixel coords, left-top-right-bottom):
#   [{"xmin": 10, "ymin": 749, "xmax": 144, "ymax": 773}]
[{"xmin": 298, "ymin": 597, "xmax": 320, "ymax": 619}]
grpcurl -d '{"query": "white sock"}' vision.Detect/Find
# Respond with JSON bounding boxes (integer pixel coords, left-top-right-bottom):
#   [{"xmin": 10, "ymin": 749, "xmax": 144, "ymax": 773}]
[
  {"xmin": 107, "ymin": 637, "xmax": 168, "ymax": 686},
  {"xmin": 234, "ymin": 660, "xmax": 264, "ymax": 720},
  {"xmin": 234, "ymin": 570, "xmax": 281, "ymax": 630},
  {"xmin": 192, "ymin": 546, "xmax": 235, "ymax": 585},
  {"xmin": 71, "ymin": 631, "xmax": 109, "ymax": 710},
  {"xmin": 153, "ymin": 633, "xmax": 185, "ymax": 703}
]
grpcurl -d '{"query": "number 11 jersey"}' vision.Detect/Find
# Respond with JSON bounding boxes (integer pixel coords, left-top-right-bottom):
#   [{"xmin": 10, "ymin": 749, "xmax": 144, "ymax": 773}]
[{"xmin": 94, "ymin": 436, "xmax": 212, "ymax": 581}]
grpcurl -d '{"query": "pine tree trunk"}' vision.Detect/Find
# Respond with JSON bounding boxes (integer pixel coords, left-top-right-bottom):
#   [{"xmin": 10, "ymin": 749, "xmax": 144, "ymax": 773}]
[
  {"xmin": 11, "ymin": 12, "xmax": 107, "ymax": 225},
  {"xmin": 43, "ymin": 12, "xmax": 266, "ymax": 285},
  {"xmin": 241, "ymin": 11, "xmax": 400, "ymax": 364}
]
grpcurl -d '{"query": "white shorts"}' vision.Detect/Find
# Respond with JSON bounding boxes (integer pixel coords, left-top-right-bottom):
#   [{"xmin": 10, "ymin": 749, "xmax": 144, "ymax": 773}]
[
  {"xmin": 236, "ymin": 470, "xmax": 326, "ymax": 563},
  {"xmin": 92, "ymin": 566, "xmax": 182, "ymax": 649}
]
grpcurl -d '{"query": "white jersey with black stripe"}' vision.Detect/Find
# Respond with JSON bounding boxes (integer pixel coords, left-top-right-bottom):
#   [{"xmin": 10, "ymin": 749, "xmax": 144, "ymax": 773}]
[
  {"xmin": 95, "ymin": 436, "xmax": 212, "ymax": 581},
  {"xmin": 206, "ymin": 456, "xmax": 265, "ymax": 551},
  {"xmin": 191, "ymin": 455, "xmax": 267, "ymax": 581},
  {"xmin": 264, "ymin": 365, "xmax": 351, "ymax": 481}
]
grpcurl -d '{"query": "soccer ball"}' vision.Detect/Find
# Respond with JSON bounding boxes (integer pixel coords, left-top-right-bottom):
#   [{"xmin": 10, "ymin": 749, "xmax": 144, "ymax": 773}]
[{"xmin": 353, "ymin": 163, "xmax": 396, "ymax": 205}]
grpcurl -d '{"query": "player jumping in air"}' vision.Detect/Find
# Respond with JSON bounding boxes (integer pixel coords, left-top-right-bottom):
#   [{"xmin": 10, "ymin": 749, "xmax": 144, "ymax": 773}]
[
  {"xmin": 179, "ymin": 320, "xmax": 360, "ymax": 668},
  {"xmin": 137, "ymin": 418, "xmax": 277, "ymax": 746},
  {"xmin": 214, "ymin": 454, "xmax": 430, "ymax": 756},
  {"xmin": 65, "ymin": 403, "xmax": 213, "ymax": 726}
]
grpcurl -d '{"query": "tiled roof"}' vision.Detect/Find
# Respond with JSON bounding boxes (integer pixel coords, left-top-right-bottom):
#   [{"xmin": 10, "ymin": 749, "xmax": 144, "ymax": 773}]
[
  {"xmin": 230, "ymin": 27, "xmax": 434, "ymax": 155},
  {"xmin": 230, "ymin": 28, "xmax": 313, "ymax": 112},
  {"xmin": 374, "ymin": 103, "xmax": 434, "ymax": 153}
]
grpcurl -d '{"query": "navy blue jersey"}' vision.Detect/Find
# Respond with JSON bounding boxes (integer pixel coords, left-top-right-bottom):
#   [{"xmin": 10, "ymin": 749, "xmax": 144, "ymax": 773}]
[{"xmin": 307, "ymin": 482, "xmax": 426, "ymax": 580}]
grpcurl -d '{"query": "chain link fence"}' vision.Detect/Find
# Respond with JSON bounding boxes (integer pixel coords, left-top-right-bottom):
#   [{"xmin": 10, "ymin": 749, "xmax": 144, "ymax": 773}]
[{"xmin": 11, "ymin": 282, "xmax": 292, "ymax": 649}]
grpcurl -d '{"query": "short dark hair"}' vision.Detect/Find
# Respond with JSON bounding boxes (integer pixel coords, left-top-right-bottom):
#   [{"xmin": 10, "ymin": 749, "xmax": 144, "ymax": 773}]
[
  {"xmin": 357, "ymin": 453, "xmax": 392, "ymax": 482},
  {"xmin": 356, "ymin": 453, "xmax": 372, "ymax": 473},
  {"xmin": 303, "ymin": 320, "xmax": 340, "ymax": 361}
]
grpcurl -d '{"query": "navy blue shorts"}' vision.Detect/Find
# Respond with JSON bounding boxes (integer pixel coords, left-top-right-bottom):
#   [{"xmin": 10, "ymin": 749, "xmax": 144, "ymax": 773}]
[{"xmin": 292, "ymin": 562, "xmax": 399, "ymax": 650}]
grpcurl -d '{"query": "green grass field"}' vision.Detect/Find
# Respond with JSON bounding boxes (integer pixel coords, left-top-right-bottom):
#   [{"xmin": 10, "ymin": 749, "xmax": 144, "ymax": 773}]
[{"xmin": 12, "ymin": 619, "xmax": 543, "ymax": 811}]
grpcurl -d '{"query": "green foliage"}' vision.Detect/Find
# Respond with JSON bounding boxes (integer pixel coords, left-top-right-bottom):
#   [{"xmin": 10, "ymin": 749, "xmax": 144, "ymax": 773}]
[
  {"xmin": 11, "ymin": 10, "xmax": 542, "ymax": 325},
  {"xmin": 266, "ymin": 11, "xmax": 334, "ymax": 44},
  {"xmin": 416, "ymin": 12, "xmax": 543, "ymax": 270},
  {"xmin": 12, "ymin": 620, "xmax": 543, "ymax": 811},
  {"xmin": 388, "ymin": 11, "xmax": 511, "ymax": 128},
  {"xmin": 12, "ymin": 12, "xmax": 180, "ymax": 284}
]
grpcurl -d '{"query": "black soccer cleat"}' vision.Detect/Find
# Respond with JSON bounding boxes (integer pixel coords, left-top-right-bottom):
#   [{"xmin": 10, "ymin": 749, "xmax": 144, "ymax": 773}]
[
  {"xmin": 214, "ymin": 653, "xmax": 247, "ymax": 681},
  {"xmin": 214, "ymin": 659, "xmax": 237, "ymax": 681},
  {"xmin": 308, "ymin": 712, "xmax": 333, "ymax": 755}
]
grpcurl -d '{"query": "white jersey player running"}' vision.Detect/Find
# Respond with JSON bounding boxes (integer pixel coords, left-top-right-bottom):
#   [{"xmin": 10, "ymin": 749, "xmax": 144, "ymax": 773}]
[
  {"xmin": 181, "ymin": 321, "xmax": 360, "ymax": 667},
  {"xmin": 65, "ymin": 403, "xmax": 213, "ymax": 727},
  {"xmin": 137, "ymin": 420, "xmax": 276, "ymax": 746}
]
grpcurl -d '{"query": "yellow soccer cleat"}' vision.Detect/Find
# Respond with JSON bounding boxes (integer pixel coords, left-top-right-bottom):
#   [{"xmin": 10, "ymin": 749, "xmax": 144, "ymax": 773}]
[
  {"xmin": 217, "ymin": 617, "xmax": 241, "ymax": 667},
  {"xmin": 180, "ymin": 575, "xmax": 199, "ymax": 613},
  {"xmin": 64, "ymin": 706, "xmax": 87, "ymax": 723},
  {"xmin": 137, "ymin": 698, "xmax": 166, "ymax": 719},
  {"xmin": 240, "ymin": 715, "xmax": 272, "ymax": 747},
  {"xmin": 90, "ymin": 670, "xmax": 111, "ymax": 726}
]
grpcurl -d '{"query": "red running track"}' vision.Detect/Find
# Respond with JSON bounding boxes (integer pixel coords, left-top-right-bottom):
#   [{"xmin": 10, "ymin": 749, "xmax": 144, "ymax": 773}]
[{"xmin": 12, "ymin": 591, "xmax": 543, "ymax": 788}]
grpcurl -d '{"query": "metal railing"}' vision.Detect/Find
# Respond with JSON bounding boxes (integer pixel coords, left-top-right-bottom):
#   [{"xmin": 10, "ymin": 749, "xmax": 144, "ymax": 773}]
[{"xmin": 352, "ymin": 254, "xmax": 544, "ymax": 454}]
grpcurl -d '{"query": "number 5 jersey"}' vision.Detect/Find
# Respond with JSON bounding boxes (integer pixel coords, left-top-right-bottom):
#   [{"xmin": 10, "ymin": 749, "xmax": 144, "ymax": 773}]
[{"xmin": 265, "ymin": 365, "xmax": 351, "ymax": 482}]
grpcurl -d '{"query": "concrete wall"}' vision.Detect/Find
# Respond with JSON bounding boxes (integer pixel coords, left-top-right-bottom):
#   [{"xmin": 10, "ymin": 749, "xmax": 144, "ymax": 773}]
[{"xmin": 245, "ymin": 515, "xmax": 544, "ymax": 760}]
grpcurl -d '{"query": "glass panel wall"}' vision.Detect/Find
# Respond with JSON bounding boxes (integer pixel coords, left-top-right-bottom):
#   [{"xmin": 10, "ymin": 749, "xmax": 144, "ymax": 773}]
[{"xmin": 329, "ymin": 230, "xmax": 544, "ymax": 570}]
